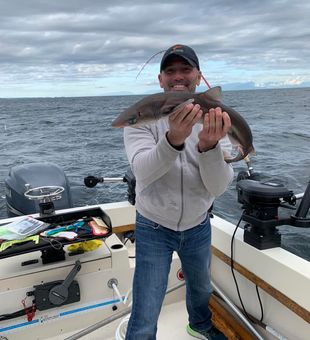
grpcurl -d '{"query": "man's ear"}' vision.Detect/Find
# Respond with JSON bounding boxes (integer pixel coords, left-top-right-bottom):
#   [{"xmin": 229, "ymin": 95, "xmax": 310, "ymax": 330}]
[
  {"xmin": 196, "ymin": 71, "xmax": 202, "ymax": 86},
  {"xmin": 158, "ymin": 74, "xmax": 164, "ymax": 89}
]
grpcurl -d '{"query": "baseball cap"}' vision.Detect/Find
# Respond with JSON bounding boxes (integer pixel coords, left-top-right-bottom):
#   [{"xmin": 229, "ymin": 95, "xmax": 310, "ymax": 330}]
[{"xmin": 160, "ymin": 44, "xmax": 200, "ymax": 71}]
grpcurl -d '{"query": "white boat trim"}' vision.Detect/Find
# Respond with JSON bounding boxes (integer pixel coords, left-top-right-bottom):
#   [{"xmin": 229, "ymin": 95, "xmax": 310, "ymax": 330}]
[
  {"xmin": 211, "ymin": 214, "xmax": 310, "ymax": 314},
  {"xmin": 0, "ymin": 201, "xmax": 309, "ymax": 340}
]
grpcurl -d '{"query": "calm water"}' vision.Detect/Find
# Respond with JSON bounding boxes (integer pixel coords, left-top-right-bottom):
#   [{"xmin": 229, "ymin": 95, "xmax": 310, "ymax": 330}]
[{"xmin": 0, "ymin": 88, "xmax": 309, "ymax": 260}]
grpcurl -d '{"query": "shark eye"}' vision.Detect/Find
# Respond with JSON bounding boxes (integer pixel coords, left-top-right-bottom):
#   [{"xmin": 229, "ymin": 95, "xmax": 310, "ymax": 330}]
[{"xmin": 128, "ymin": 116, "xmax": 137, "ymax": 125}]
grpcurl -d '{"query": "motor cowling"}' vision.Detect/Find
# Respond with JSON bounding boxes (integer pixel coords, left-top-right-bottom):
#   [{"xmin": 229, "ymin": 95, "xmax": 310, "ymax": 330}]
[{"xmin": 5, "ymin": 162, "xmax": 73, "ymax": 217}]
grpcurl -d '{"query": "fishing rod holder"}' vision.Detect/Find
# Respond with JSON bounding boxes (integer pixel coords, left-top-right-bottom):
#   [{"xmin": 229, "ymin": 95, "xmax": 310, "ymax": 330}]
[
  {"xmin": 84, "ymin": 176, "xmax": 125, "ymax": 187},
  {"xmin": 237, "ymin": 179, "xmax": 310, "ymax": 250},
  {"xmin": 236, "ymin": 156, "xmax": 261, "ymax": 182},
  {"xmin": 84, "ymin": 168, "xmax": 136, "ymax": 205}
]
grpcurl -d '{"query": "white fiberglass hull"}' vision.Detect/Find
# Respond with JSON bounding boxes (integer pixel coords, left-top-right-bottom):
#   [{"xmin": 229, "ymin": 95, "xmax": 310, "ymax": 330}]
[{"xmin": 0, "ymin": 202, "xmax": 309, "ymax": 340}]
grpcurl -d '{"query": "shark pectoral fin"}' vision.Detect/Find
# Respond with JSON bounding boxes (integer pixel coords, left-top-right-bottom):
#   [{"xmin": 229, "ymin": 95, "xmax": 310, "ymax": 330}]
[
  {"xmin": 224, "ymin": 144, "xmax": 257, "ymax": 163},
  {"xmin": 170, "ymin": 98, "xmax": 195, "ymax": 114},
  {"xmin": 223, "ymin": 144, "xmax": 245, "ymax": 163},
  {"xmin": 222, "ymin": 150, "xmax": 231, "ymax": 159},
  {"xmin": 224, "ymin": 152, "xmax": 244, "ymax": 163}
]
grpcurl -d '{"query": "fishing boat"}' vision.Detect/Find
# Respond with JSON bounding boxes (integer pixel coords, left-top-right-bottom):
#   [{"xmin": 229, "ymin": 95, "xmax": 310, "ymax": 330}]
[{"xmin": 0, "ymin": 162, "xmax": 309, "ymax": 340}]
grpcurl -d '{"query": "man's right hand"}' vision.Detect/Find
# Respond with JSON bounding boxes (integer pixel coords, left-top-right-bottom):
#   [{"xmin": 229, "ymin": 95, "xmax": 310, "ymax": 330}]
[{"xmin": 167, "ymin": 103, "xmax": 202, "ymax": 147}]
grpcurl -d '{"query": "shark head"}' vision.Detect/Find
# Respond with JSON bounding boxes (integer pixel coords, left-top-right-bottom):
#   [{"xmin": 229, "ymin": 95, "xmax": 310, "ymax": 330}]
[
  {"xmin": 111, "ymin": 92, "xmax": 195, "ymax": 128},
  {"xmin": 111, "ymin": 100, "xmax": 159, "ymax": 127}
]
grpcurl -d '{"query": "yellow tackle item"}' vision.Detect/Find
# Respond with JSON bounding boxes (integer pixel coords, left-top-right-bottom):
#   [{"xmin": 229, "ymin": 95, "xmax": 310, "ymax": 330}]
[
  {"xmin": 67, "ymin": 239, "xmax": 103, "ymax": 253},
  {"xmin": 0, "ymin": 235, "xmax": 40, "ymax": 252}
]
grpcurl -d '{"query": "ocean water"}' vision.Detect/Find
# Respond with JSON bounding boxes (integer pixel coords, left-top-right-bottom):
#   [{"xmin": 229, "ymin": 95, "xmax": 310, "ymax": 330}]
[{"xmin": 0, "ymin": 88, "xmax": 309, "ymax": 260}]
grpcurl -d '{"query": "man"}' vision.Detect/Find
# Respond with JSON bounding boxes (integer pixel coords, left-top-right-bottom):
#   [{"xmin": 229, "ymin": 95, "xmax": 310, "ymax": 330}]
[{"xmin": 124, "ymin": 44, "xmax": 234, "ymax": 340}]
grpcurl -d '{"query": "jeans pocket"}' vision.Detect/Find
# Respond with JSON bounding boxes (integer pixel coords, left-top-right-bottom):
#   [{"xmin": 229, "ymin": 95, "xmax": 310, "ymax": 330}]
[
  {"xmin": 187, "ymin": 214, "xmax": 211, "ymax": 241},
  {"xmin": 197, "ymin": 214, "xmax": 210, "ymax": 227},
  {"xmin": 136, "ymin": 212, "xmax": 160, "ymax": 230}
]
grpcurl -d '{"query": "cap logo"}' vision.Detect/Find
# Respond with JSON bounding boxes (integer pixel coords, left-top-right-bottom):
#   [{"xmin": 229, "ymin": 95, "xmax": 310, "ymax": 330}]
[
  {"xmin": 172, "ymin": 44, "xmax": 183, "ymax": 51},
  {"xmin": 171, "ymin": 44, "xmax": 184, "ymax": 54}
]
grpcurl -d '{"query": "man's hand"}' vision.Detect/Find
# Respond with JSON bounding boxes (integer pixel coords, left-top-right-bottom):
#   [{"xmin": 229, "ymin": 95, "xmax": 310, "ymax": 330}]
[
  {"xmin": 167, "ymin": 103, "xmax": 202, "ymax": 147},
  {"xmin": 198, "ymin": 107, "xmax": 231, "ymax": 152}
]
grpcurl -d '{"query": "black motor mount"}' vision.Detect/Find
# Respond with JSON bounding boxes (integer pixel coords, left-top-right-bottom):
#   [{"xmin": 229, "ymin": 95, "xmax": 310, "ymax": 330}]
[{"xmin": 237, "ymin": 179, "xmax": 310, "ymax": 249}]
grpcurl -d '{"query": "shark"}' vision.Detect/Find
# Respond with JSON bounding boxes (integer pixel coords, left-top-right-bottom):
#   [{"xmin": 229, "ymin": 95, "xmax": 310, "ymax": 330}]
[{"xmin": 112, "ymin": 86, "xmax": 255, "ymax": 163}]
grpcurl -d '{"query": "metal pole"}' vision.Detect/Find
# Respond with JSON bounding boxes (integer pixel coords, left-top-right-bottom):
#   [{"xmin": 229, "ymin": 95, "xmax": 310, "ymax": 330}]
[
  {"xmin": 64, "ymin": 282, "xmax": 185, "ymax": 340},
  {"xmin": 102, "ymin": 177, "xmax": 124, "ymax": 183},
  {"xmin": 211, "ymin": 281, "xmax": 264, "ymax": 340},
  {"xmin": 295, "ymin": 181, "xmax": 310, "ymax": 218}
]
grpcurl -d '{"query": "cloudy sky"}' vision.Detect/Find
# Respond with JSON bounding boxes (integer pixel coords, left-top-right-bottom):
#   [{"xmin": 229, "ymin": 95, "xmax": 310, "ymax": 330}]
[{"xmin": 1, "ymin": 0, "xmax": 309, "ymax": 98}]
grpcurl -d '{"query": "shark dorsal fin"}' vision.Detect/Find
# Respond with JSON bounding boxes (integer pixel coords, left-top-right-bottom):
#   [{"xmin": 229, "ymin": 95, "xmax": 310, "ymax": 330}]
[{"xmin": 204, "ymin": 86, "xmax": 223, "ymax": 102}]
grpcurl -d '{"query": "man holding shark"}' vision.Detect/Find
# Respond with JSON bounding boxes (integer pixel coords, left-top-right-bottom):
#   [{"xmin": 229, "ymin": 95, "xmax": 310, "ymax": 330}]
[{"xmin": 124, "ymin": 44, "xmax": 234, "ymax": 340}]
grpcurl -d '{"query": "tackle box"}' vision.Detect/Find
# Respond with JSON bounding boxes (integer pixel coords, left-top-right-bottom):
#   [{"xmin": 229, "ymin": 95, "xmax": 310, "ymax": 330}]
[{"xmin": 0, "ymin": 207, "xmax": 112, "ymax": 262}]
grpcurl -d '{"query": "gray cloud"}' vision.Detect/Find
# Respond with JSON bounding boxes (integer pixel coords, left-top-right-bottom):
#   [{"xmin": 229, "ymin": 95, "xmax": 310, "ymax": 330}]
[{"xmin": 0, "ymin": 0, "xmax": 309, "ymax": 92}]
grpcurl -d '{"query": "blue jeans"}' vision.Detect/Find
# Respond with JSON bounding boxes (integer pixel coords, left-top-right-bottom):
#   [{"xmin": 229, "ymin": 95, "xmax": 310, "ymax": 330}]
[{"xmin": 125, "ymin": 212, "xmax": 213, "ymax": 340}]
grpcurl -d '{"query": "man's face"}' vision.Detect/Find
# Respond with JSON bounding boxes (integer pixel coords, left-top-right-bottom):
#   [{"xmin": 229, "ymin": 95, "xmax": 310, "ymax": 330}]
[{"xmin": 158, "ymin": 56, "xmax": 201, "ymax": 93}]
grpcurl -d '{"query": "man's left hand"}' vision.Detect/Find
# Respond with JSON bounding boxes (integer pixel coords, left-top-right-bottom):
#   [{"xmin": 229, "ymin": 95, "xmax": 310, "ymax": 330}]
[{"xmin": 197, "ymin": 107, "xmax": 231, "ymax": 152}]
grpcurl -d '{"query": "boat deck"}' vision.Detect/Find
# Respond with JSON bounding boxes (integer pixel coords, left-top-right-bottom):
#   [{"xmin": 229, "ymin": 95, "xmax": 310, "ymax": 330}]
[
  {"xmin": 49, "ymin": 300, "xmax": 207, "ymax": 340},
  {"xmin": 99, "ymin": 300, "xmax": 191, "ymax": 340},
  {"xmin": 50, "ymin": 294, "xmax": 255, "ymax": 340}
]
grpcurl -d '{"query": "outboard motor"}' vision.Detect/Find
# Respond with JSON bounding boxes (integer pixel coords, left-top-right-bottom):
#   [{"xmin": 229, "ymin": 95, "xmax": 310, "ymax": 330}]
[{"xmin": 5, "ymin": 162, "xmax": 73, "ymax": 217}]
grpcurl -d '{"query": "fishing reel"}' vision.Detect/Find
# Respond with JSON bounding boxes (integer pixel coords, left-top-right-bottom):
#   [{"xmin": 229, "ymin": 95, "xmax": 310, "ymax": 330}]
[{"xmin": 237, "ymin": 179, "xmax": 310, "ymax": 249}]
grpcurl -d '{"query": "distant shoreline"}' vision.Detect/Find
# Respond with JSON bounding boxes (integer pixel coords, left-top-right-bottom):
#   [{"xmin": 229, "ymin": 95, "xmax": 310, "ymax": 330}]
[{"xmin": 1, "ymin": 86, "xmax": 309, "ymax": 100}]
